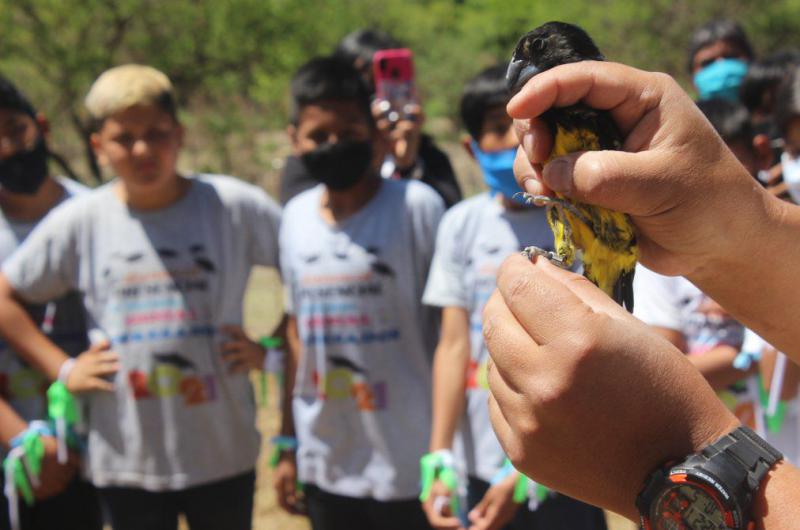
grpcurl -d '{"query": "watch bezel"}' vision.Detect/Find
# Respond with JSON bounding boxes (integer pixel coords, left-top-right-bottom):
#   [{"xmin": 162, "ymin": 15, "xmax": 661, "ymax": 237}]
[{"xmin": 640, "ymin": 469, "xmax": 743, "ymax": 530}]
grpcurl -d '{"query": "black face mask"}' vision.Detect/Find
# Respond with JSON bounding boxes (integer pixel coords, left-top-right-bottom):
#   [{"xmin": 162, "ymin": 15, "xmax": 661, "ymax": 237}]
[
  {"xmin": 0, "ymin": 138, "xmax": 49, "ymax": 195},
  {"xmin": 300, "ymin": 140, "xmax": 373, "ymax": 191}
]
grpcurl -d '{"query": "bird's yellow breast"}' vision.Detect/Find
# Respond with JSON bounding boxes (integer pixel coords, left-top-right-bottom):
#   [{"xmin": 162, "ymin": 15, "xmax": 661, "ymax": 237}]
[{"xmin": 544, "ymin": 123, "xmax": 638, "ymax": 298}]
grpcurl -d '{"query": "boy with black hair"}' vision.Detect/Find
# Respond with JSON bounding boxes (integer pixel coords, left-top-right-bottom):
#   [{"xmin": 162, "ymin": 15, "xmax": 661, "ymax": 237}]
[
  {"xmin": 696, "ymin": 98, "xmax": 773, "ymax": 179},
  {"xmin": 275, "ymin": 56, "xmax": 444, "ymax": 530},
  {"xmin": 419, "ymin": 65, "xmax": 606, "ymax": 530},
  {"xmin": 0, "ymin": 75, "xmax": 100, "ymax": 530},
  {"xmin": 741, "ymin": 50, "xmax": 800, "ymax": 132},
  {"xmin": 0, "ymin": 65, "xmax": 282, "ymax": 530},
  {"xmin": 280, "ymin": 29, "xmax": 461, "ymax": 209},
  {"xmin": 688, "ymin": 19, "xmax": 754, "ymax": 101}
]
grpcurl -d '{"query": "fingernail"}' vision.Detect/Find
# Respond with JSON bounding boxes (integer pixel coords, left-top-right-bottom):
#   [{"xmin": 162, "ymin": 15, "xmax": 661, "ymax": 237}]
[
  {"xmin": 523, "ymin": 178, "xmax": 538, "ymax": 194},
  {"xmin": 522, "ymin": 134, "xmax": 535, "ymax": 160},
  {"xmin": 543, "ymin": 158, "xmax": 572, "ymax": 193}
]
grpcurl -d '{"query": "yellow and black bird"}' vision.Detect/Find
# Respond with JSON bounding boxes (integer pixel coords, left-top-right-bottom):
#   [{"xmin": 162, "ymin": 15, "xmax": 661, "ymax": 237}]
[{"xmin": 506, "ymin": 21, "xmax": 638, "ymax": 312}]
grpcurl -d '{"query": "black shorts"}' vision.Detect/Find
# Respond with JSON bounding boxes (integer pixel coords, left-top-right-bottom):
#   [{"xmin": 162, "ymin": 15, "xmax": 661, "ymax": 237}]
[
  {"xmin": 97, "ymin": 470, "xmax": 255, "ymax": 530},
  {"xmin": 467, "ymin": 476, "xmax": 608, "ymax": 530},
  {"xmin": 0, "ymin": 476, "xmax": 102, "ymax": 530},
  {"xmin": 304, "ymin": 484, "xmax": 433, "ymax": 530}
]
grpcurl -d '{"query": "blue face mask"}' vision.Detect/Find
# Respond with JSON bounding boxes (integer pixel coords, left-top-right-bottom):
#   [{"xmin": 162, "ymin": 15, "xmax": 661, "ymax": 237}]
[
  {"xmin": 471, "ymin": 141, "xmax": 525, "ymax": 204},
  {"xmin": 694, "ymin": 58, "xmax": 748, "ymax": 101}
]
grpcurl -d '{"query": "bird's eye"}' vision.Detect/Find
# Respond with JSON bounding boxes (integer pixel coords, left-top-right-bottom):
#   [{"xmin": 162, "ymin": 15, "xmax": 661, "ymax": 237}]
[{"xmin": 532, "ymin": 38, "xmax": 546, "ymax": 51}]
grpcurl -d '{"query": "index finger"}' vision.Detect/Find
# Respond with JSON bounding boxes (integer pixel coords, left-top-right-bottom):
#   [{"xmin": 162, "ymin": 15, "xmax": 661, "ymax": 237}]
[{"xmin": 507, "ymin": 61, "xmax": 663, "ymax": 136}]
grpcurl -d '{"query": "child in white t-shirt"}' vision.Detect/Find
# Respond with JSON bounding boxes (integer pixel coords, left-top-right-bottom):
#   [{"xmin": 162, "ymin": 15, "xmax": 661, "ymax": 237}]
[
  {"xmin": 274, "ymin": 56, "xmax": 443, "ymax": 530},
  {"xmin": 0, "ymin": 65, "xmax": 282, "ymax": 530}
]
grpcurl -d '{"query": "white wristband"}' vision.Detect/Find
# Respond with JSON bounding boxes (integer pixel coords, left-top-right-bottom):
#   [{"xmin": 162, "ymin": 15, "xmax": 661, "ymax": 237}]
[{"xmin": 57, "ymin": 358, "xmax": 76, "ymax": 386}]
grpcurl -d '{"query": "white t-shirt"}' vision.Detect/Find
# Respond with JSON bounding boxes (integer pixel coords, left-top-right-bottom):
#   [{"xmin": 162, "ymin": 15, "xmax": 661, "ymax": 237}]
[
  {"xmin": 280, "ymin": 179, "xmax": 443, "ymax": 500},
  {"xmin": 3, "ymin": 175, "xmax": 282, "ymax": 490},
  {"xmin": 633, "ymin": 265, "xmax": 754, "ymax": 425},
  {"xmin": 0, "ymin": 177, "xmax": 88, "ymax": 424},
  {"xmin": 422, "ymin": 193, "xmax": 553, "ymax": 482}
]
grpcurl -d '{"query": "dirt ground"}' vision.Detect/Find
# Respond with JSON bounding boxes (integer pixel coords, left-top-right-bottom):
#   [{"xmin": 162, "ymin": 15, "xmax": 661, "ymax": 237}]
[{"xmin": 239, "ymin": 268, "xmax": 637, "ymax": 530}]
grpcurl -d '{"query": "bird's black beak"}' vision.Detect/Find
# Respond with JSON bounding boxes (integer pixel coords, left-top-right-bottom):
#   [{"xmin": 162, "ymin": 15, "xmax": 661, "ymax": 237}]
[{"xmin": 506, "ymin": 60, "xmax": 540, "ymax": 96}]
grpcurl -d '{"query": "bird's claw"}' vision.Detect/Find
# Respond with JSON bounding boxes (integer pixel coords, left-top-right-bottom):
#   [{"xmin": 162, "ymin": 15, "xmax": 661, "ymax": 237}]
[
  {"xmin": 521, "ymin": 246, "xmax": 569, "ymax": 269},
  {"xmin": 515, "ymin": 192, "xmax": 551, "ymax": 207}
]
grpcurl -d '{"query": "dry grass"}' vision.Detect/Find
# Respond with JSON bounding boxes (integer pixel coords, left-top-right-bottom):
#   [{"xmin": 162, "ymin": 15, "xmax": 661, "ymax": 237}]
[{"xmin": 241, "ymin": 267, "xmax": 637, "ymax": 530}]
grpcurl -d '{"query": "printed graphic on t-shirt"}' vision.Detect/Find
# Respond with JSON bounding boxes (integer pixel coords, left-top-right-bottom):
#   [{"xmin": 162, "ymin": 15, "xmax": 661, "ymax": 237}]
[
  {"xmin": 102, "ymin": 242, "xmax": 222, "ymax": 408},
  {"xmin": 296, "ymin": 243, "xmax": 397, "ymax": 411}
]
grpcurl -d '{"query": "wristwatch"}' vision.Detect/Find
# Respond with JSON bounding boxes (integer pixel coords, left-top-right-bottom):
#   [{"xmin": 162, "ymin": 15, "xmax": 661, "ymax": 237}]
[{"xmin": 636, "ymin": 426, "xmax": 782, "ymax": 530}]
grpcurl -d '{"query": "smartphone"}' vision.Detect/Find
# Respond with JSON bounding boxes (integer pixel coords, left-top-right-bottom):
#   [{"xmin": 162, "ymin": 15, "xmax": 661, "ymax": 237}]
[{"xmin": 372, "ymin": 48, "xmax": 416, "ymax": 123}]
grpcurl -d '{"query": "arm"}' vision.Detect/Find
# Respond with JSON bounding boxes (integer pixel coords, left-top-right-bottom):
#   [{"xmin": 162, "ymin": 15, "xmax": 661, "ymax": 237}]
[
  {"xmin": 753, "ymin": 462, "xmax": 800, "ymax": 529},
  {"xmin": 428, "ymin": 306, "xmax": 471, "ymax": 451},
  {"xmin": 423, "ymin": 306, "xmax": 470, "ymax": 530},
  {"xmin": 273, "ymin": 314, "xmax": 302, "ymax": 515},
  {"xmin": 0, "ymin": 274, "xmax": 116, "ymax": 392},
  {"xmin": 688, "ymin": 344, "xmax": 756, "ymax": 391},
  {"xmin": 0, "ymin": 398, "xmax": 27, "ymax": 449},
  {"xmin": 0, "ymin": 274, "xmax": 68, "ymax": 381},
  {"xmin": 650, "ymin": 326, "xmax": 687, "ymax": 351},
  {"xmin": 279, "ymin": 314, "xmax": 297, "ymax": 439}
]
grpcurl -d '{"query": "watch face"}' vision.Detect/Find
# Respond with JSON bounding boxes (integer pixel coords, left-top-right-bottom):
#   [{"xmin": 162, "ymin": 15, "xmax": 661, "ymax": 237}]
[{"xmin": 650, "ymin": 483, "xmax": 729, "ymax": 529}]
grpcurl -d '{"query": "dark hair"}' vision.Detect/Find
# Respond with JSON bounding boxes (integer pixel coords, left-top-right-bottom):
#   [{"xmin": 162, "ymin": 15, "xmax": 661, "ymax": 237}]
[
  {"xmin": 687, "ymin": 19, "xmax": 754, "ymax": 73},
  {"xmin": 459, "ymin": 65, "xmax": 510, "ymax": 140},
  {"xmin": 0, "ymin": 75, "xmax": 36, "ymax": 117},
  {"xmin": 697, "ymin": 98, "xmax": 754, "ymax": 147},
  {"xmin": 334, "ymin": 29, "xmax": 402, "ymax": 72},
  {"xmin": 740, "ymin": 50, "xmax": 800, "ymax": 114},
  {"xmin": 774, "ymin": 67, "xmax": 800, "ymax": 136},
  {"xmin": 289, "ymin": 56, "xmax": 373, "ymax": 126}
]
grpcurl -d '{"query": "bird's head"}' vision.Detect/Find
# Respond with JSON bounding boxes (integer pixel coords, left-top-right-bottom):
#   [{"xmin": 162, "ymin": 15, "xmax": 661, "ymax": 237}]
[{"xmin": 506, "ymin": 21, "xmax": 604, "ymax": 96}]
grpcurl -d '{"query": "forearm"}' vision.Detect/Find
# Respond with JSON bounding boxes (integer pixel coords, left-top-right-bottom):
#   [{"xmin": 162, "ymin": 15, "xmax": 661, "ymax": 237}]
[
  {"xmin": 688, "ymin": 345, "xmax": 754, "ymax": 391},
  {"xmin": 280, "ymin": 316, "xmax": 299, "ymax": 437},
  {"xmin": 753, "ymin": 461, "xmax": 800, "ymax": 529},
  {"xmin": 0, "ymin": 278, "xmax": 68, "ymax": 381},
  {"xmin": 0, "ymin": 398, "xmax": 27, "ymax": 449},
  {"xmin": 689, "ymin": 195, "xmax": 800, "ymax": 364},
  {"xmin": 429, "ymin": 342, "xmax": 469, "ymax": 451}
]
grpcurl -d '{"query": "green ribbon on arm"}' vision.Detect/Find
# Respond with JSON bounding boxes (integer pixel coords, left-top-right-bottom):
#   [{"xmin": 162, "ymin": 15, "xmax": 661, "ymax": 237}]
[
  {"xmin": 419, "ymin": 451, "xmax": 460, "ymax": 515},
  {"xmin": 259, "ymin": 336, "xmax": 284, "ymax": 407},
  {"xmin": 3, "ymin": 431, "xmax": 46, "ymax": 506}
]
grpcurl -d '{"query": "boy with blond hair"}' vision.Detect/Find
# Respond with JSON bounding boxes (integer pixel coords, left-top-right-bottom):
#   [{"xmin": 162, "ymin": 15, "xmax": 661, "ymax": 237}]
[{"xmin": 0, "ymin": 64, "xmax": 282, "ymax": 529}]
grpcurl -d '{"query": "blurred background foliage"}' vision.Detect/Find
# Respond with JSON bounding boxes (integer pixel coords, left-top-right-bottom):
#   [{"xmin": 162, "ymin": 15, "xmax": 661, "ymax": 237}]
[{"xmin": 2, "ymin": 0, "xmax": 800, "ymax": 190}]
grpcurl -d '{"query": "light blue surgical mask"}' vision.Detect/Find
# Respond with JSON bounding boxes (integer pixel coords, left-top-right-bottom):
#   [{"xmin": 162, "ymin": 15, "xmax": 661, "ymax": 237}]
[
  {"xmin": 471, "ymin": 141, "xmax": 525, "ymax": 204},
  {"xmin": 694, "ymin": 58, "xmax": 748, "ymax": 101}
]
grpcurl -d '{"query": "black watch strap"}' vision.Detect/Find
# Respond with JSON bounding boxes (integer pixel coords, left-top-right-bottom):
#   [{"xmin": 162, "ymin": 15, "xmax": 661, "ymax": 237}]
[{"xmin": 696, "ymin": 426, "xmax": 783, "ymax": 491}]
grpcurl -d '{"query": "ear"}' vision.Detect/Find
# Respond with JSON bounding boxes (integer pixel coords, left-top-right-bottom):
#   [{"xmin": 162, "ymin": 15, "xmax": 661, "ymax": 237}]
[
  {"xmin": 461, "ymin": 136, "xmax": 475, "ymax": 160},
  {"xmin": 35, "ymin": 113, "xmax": 50, "ymax": 136},
  {"xmin": 90, "ymin": 132, "xmax": 108, "ymax": 167},
  {"xmin": 287, "ymin": 124, "xmax": 301, "ymax": 156},
  {"xmin": 752, "ymin": 133, "xmax": 774, "ymax": 171},
  {"xmin": 175, "ymin": 122, "xmax": 185, "ymax": 147}
]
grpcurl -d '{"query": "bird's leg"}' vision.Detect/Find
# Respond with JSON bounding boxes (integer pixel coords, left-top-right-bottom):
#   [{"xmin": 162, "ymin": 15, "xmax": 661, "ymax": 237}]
[
  {"xmin": 521, "ymin": 246, "xmax": 568, "ymax": 268},
  {"xmin": 518, "ymin": 193, "xmax": 591, "ymax": 226},
  {"xmin": 520, "ymin": 195, "xmax": 570, "ymax": 269}
]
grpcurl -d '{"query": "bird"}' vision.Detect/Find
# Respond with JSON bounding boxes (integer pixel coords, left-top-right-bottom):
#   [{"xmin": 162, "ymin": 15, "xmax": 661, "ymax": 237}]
[{"xmin": 506, "ymin": 21, "xmax": 638, "ymax": 312}]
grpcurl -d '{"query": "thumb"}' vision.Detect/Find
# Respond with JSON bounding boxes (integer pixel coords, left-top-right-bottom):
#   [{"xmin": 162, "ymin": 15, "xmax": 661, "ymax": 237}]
[
  {"xmin": 541, "ymin": 149, "xmax": 669, "ymax": 217},
  {"xmin": 90, "ymin": 339, "xmax": 111, "ymax": 353},
  {"xmin": 468, "ymin": 491, "xmax": 491, "ymax": 522}
]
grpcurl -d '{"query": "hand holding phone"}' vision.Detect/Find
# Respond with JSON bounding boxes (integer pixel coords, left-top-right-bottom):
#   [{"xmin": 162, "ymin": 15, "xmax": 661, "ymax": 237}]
[{"xmin": 373, "ymin": 48, "xmax": 417, "ymax": 124}]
